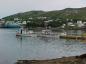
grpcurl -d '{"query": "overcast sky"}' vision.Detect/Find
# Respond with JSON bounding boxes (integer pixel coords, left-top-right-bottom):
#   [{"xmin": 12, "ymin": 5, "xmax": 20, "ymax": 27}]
[{"xmin": 0, "ymin": 0, "xmax": 86, "ymax": 18}]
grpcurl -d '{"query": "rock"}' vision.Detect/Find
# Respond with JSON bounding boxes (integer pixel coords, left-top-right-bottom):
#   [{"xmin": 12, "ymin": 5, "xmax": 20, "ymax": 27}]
[{"xmin": 16, "ymin": 54, "xmax": 86, "ymax": 64}]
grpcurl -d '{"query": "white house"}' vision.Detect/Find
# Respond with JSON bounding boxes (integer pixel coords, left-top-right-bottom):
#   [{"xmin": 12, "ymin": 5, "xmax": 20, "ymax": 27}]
[
  {"xmin": 77, "ymin": 20, "xmax": 84, "ymax": 27},
  {"xmin": 61, "ymin": 24, "xmax": 66, "ymax": 28},
  {"xmin": 67, "ymin": 22, "xmax": 75, "ymax": 27}
]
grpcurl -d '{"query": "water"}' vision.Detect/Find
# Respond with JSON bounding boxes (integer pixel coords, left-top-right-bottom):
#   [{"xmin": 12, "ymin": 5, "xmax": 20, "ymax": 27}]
[{"xmin": 0, "ymin": 29, "xmax": 86, "ymax": 64}]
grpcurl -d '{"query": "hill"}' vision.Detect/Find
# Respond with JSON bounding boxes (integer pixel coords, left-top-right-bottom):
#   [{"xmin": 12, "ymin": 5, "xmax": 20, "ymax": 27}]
[{"xmin": 3, "ymin": 7, "xmax": 86, "ymax": 21}]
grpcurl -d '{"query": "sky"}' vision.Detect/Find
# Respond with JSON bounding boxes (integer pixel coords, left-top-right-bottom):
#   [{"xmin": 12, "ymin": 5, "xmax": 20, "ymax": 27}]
[{"xmin": 0, "ymin": 0, "xmax": 86, "ymax": 18}]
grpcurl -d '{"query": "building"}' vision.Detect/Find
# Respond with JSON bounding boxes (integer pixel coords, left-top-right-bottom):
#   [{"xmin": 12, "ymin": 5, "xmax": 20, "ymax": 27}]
[{"xmin": 77, "ymin": 20, "xmax": 84, "ymax": 27}]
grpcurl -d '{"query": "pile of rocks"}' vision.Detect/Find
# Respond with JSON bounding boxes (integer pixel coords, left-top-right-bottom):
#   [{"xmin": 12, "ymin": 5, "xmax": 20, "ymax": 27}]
[{"xmin": 16, "ymin": 54, "xmax": 86, "ymax": 64}]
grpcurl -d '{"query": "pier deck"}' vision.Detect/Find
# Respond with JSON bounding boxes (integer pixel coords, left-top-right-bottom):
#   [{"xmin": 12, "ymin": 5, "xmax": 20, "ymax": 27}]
[{"xmin": 60, "ymin": 35, "xmax": 86, "ymax": 40}]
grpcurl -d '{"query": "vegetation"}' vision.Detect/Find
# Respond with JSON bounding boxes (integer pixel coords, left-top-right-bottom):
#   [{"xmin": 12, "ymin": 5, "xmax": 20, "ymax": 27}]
[{"xmin": 2, "ymin": 7, "xmax": 86, "ymax": 27}]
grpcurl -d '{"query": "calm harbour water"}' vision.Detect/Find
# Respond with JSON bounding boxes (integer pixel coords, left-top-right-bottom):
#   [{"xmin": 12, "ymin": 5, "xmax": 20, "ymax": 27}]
[{"xmin": 0, "ymin": 29, "xmax": 86, "ymax": 64}]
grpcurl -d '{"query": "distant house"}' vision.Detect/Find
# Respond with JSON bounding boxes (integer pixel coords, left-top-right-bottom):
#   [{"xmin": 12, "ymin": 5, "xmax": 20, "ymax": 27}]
[
  {"xmin": 83, "ymin": 22, "xmax": 86, "ymax": 25},
  {"xmin": 22, "ymin": 21, "xmax": 27, "ymax": 25},
  {"xmin": 67, "ymin": 22, "xmax": 75, "ymax": 27},
  {"xmin": 0, "ymin": 19, "xmax": 5, "ymax": 23},
  {"xmin": 37, "ymin": 17, "xmax": 47, "ymax": 19},
  {"xmin": 61, "ymin": 24, "xmax": 66, "ymax": 28},
  {"xmin": 77, "ymin": 20, "xmax": 84, "ymax": 27},
  {"xmin": 81, "ymin": 22, "xmax": 86, "ymax": 29},
  {"xmin": 14, "ymin": 18, "xmax": 19, "ymax": 21},
  {"xmin": 0, "ymin": 19, "xmax": 5, "ymax": 26},
  {"xmin": 29, "ymin": 17, "xmax": 33, "ymax": 20}
]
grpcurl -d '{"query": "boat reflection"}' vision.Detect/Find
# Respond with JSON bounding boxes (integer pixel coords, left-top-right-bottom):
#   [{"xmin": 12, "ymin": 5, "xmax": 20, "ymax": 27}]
[{"xmin": 37, "ymin": 36, "xmax": 57, "ymax": 42}]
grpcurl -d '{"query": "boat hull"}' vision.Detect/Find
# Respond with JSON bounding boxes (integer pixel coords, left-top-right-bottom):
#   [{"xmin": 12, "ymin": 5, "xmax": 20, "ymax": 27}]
[{"xmin": 16, "ymin": 33, "xmax": 37, "ymax": 37}]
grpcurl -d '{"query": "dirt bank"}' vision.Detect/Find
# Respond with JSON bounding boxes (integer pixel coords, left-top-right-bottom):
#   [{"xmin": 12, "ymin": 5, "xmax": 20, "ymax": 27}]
[{"xmin": 16, "ymin": 54, "xmax": 86, "ymax": 64}]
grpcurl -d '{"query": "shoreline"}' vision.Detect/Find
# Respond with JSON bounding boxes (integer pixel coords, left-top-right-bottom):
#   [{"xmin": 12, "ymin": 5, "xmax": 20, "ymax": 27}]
[{"xmin": 16, "ymin": 54, "xmax": 86, "ymax": 64}]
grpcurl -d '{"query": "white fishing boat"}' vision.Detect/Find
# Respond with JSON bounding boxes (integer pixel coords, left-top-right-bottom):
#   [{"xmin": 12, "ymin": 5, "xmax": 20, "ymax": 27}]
[
  {"xmin": 16, "ymin": 29, "xmax": 37, "ymax": 37},
  {"xmin": 37, "ymin": 29, "xmax": 58, "ymax": 38}
]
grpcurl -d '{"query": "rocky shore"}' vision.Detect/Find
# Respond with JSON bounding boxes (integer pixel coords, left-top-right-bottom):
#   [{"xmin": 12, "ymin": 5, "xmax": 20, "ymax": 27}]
[{"xmin": 16, "ymin": 54, "xmax": 86, "ymax": 64}]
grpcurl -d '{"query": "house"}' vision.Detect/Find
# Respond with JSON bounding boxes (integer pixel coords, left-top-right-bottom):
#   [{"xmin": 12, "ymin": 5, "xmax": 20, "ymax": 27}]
[
  {"xmin": 0, "ymin": 19, "xmax": 5, "ymax": 27},
  {"xmin": 67, "ymin": 22, "xmax": 75, "ymax": 27},
  {"xmin": 77, "ymin": 20, "xmax": 84, "ymax": 27}
]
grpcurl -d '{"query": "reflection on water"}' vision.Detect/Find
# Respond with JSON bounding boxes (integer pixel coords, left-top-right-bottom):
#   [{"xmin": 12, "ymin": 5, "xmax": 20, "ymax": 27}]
[
  {"xmin": 16, "ymin": 35, "xmax": 58, "ymax": 43},
  {"xmin": 0, "ymin": 29, "xmax": 86, "ymax": 64},
  {"xmin": 37, "ymin": 37, "xmax": 57, "ymax": 43},
  {"xmin": 16, "ymin": 36, "xmax": 23, "ymax": 60}
]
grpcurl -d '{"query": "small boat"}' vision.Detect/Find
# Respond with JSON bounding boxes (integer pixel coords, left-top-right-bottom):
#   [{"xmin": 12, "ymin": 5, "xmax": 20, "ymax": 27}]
[
  {"xmin": 16, "ymin": 29, "xmax": 36, "ymax": 37},
  {"xmin": 37, "ymin": 29, "xmax": 58, "ymax": 38},
  {"xmin": 16, "ymin": 33, "xmax": 37, "ymax": 37}
]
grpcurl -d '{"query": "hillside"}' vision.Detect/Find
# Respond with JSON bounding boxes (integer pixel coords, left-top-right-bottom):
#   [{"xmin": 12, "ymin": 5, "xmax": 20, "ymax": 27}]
[{"xmin": 2, "ymin": 7, "xmax": 86, "ymax": 21}]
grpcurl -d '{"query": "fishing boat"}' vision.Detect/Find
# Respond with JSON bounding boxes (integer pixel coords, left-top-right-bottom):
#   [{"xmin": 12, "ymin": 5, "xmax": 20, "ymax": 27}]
[
  {"xmin": 16, "ymin": 29, "xmax": 37, "ymax": 37},
  {"xmin": 37, "ymin": 29, "xmax": 58, "ymax": 38}
]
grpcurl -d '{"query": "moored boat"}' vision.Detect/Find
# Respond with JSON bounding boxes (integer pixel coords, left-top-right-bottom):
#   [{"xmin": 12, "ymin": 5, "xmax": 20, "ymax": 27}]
[
  {"xmin": 16, "ymin": 29, "xmax": 37, "ymax": 37},
  {"xmin": 37, "ymin": 29, "xmax": 58, "ymax": 38}
]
